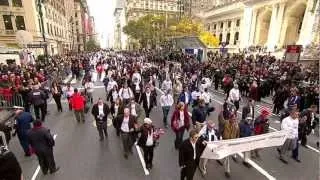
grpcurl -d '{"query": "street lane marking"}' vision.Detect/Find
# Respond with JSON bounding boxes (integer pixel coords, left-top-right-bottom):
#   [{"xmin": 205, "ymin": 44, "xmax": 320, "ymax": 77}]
[
  {"xmin": 31, "ymin": 134, "xmax": 57, "ymax": 180},
  {"xmin": 237, "ymin": 153, "xmax": 276, "ymax": 180},
  {"xmin": 135, "ymin": 143, "xmax": 150, "ymax": 175}
]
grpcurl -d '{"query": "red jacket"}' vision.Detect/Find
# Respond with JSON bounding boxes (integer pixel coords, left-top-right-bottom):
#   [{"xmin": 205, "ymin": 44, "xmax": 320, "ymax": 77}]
[
  {"xmin": 171, "ymin": 108, "xmax": 190, "ymax": 132},
  {"xmin": 69, "ymin": 93, "xmax": 85, "ymax": 110}
]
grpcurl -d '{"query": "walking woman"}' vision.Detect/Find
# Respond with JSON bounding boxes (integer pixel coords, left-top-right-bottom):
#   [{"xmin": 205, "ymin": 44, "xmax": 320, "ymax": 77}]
[
  {"xmin": 51, "ymin": 81, "xmax": 63, "ymax": 112},
  {"xmin": 171, "ymin": 102, "xmax": 190, "ymax": 149},
  {"xmin": 137, "ymin": 118, "xmax": 156, "ymax": 170}
]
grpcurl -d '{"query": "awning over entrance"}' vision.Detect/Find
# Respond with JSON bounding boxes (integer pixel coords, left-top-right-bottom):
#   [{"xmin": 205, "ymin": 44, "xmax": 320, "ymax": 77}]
[{"xmin": 173, "ymin": 36, "xmax": 206, "ymax": 49}]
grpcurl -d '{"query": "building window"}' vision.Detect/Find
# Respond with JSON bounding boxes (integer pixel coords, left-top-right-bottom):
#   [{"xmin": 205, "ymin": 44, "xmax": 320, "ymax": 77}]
[
  {"xmin": 50, "ymin": 24, "xmax": 53, "ymax": 34},
  {"xmin": 219, "ymin": 33, "xmax": 223, "ymax": 43},
  {"xmin": 38, "ymin": 19, "xmax": 42, "ymax": 32},
  {"xmin": 234, "ymin": 32, "xmax": 239, "ymax": 45},
  {"xmin": 15, "ymin": 16, "xmax": 25, "ymax": 30},
  {"xmin": 46, "ymin": 23, "xmax": 49, "ymax": 33},
  {"xmin": 228, "ymin": 21, "xmax": 231, "ymax": 28},
  {"xmin": 0, "ymin": 0, "xmax": 9, "ymax": 6},
  {"xmin": 226, "ymin": 33, "xmax": 230, "ymax": 44},
  {"xmin": 3, "ymin": 15, "xmax": 13, "ymax": 30},
  {"xmin": 207, "ymin": 24, "xmax": 210, "ymax": 31},
  {"xmin": 220, "ymin": 22, "xmax": 223, "ymax": 29},
  {"xmin": 236, "ymin": 19, "xmax": 240, "ymax": 26},
  {"xmin": 213, "ymin": 24, "xmax": 216, "ymax": 30},
  {"xmin": 12, "ymin": 0, "xmax": 22, "ymax": 7},
  {"xmin": 75, "ymin": 12, "xmax": 77, "ymax": 18}
]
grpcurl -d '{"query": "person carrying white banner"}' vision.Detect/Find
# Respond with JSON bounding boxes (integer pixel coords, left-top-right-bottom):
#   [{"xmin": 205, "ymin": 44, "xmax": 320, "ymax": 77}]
[
  {"xmin": 198, "ymin": 120, "xmax": 221, "ymax": 176},
  {"xmin": 221, "ymin": 114, "xmax": 240, "ymax": 178},
  {"xmin": 277, "ymin": 109, "xmax": 299, "ymax": 164}
]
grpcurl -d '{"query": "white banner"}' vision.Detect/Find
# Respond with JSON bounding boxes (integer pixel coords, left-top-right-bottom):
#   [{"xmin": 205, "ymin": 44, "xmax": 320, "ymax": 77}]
[{"xmin": 201, "ymin": 130, "xmax": 288, "ymax": 159}]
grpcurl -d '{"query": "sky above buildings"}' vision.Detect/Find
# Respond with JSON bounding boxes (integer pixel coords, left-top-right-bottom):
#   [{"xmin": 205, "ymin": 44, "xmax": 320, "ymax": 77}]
[{"xmin": 87, "ymin": 0, "xmax": 115, "ymax": 48}]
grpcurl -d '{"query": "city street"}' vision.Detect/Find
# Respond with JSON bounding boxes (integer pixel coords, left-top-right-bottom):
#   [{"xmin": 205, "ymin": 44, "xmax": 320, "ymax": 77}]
[{"xmin": 7, "ymin": 80, "xmax": 320, "ymax": 180}]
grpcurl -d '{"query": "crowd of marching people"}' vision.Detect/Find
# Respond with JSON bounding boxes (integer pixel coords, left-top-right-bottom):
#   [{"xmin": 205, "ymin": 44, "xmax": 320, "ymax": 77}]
[{"xmin": 0, "ymin": 49, "xmax": 319, "ymax": 180}]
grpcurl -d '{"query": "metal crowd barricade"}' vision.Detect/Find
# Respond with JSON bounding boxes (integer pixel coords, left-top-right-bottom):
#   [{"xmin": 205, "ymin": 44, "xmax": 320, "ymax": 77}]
[{"xmin": 0, "ymin": 94, "xmax": 24, "ymax": 108}]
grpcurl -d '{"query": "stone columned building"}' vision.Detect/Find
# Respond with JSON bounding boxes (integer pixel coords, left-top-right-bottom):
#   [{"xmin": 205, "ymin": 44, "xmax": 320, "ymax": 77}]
[{"xmin": 195, "ymin": 0, "xmax": 320, "ymax": 52}]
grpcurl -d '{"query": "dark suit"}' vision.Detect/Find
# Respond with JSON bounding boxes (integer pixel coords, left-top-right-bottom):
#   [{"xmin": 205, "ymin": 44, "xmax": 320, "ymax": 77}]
[
  {"xmin": 242, "ymin": 105, "xmax": 255, "ymax": 121},
  {"xmin": 179, "ymin": 139, "xmax": 201, "ymax": 180},
  {"xmin": 115, "ymin": 115, "xmax": 137, "ymax": 156},
  {"xmin": 139, "ymin": 92, "xmax": 156, "ymax": 118},
  {"xmin": 91, "ymin": 103, "xmax": 110, "ymax": 139},
  {"xmin": 27, "ymin": 127, "xmax": 57, "ymax": 174}
]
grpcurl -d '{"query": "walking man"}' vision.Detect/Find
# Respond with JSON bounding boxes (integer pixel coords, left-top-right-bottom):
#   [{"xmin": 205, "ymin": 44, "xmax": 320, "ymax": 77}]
[
  {"xmin": 179, "ymin": 129, "xmax": 200, "ymax": 180},
  {"xmin": 28, "ymin": 84, "xmax": 47, "ymax": 121},
  {"xmin": 14, "ymin": 109, "xmax": 34, "ymax": 156},
  {"xmin": 160, "ymin": 90, "xmax": 174, "ymax": 128},
  {"xmin": 115, "ymin": 108, "xmax": 137, "ymax": 159},
  {"xmin": 69, "ymin": 88, "xmax": 86, "ymax": 123},
  {"xmin": 91, "ymin": 98, "xmax": 110, "ymax": 141},
  {"xmin": 27, "ymin": 120, "xmax": 59, "ymax": 175}
]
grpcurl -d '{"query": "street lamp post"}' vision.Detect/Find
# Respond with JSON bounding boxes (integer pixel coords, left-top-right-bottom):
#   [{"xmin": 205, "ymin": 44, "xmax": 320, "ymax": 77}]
[{"xmin": 37, "ymin": 0, "xmax": 49, "ymax": 63}]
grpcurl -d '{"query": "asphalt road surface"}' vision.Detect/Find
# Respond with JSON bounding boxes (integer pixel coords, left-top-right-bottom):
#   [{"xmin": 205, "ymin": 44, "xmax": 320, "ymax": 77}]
[{"xmin": 7, "ymin": 80, "xmax": 320, "ymax": 180}]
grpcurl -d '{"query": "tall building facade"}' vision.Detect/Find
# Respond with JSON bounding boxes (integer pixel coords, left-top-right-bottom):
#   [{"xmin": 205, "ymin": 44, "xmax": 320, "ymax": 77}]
[
  {"xmin": 194, "ymin": 0, "xmax": 320, "ymax": 51},
  {"xmin": 74, "ymin": 0, "xmax": 89, "ymax": 52},
  {"xmin": 114, "ymin": 0, "xmax": 126, "ymax": 50},
  {"xmin": 125, "ymin": 0, "xmax": 181, "ymax": 21},
  {"xmin": 0, "ymin": 0, "xmax": 90, "ymax": 55},
  {"xmin": 115, "ymin": 0, "xmax": 182, "ymax": 49}
]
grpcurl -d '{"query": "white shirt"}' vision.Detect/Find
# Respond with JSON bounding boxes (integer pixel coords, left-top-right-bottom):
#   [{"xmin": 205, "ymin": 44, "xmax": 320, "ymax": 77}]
[
  {"xmin": 132, "ymin": 73, "xmax": 141, "ymax": 84},
  {"xmin": 131, "ymin": 104, "xmax": 137, "ymax": 116},
  {"xmin": 201, "ymin": 92, "xmax": 211, "ymax": 104},
  {"xmin": 184, "ymin": 92, "xmax": 189, "ymax": 104},
  {"xmin": 281, "ymin": 116, "xmax": 299, "ymax": 139},
  {"xmin": 112, "ymin": 91, "xmax": 119, "ymax": 102},
  {"xmin": 229, "ymin": 88, "xmax": 240, "ymax": 101},
  {"xmin": 146, "ymin": 130, "xmax": 154, "ymax": 146},
  {"xmin": 179, "ymin": 111, "xmax": 185, "ymax": 128},
  {"xmin": 191, "ymin": 141, "xmax": 196, "ymax": 159},
  {"xmin": 162, "ymin": 80, "xmax": 172, "ymax": 91},
  {"xmin": 160, "ymin": 94, "xmax": 174, "ymax": 107},
  {"xmin": 119, "ymin": 88, "xmax": 133, "ymax": 99},
  {"xmin": 121, "ymin": 116, "xmax": 130, "ymax": 132},
  {"xmin": 98, "ymin": 104, "xmax": 104, "ymax": 118},
  {"xmin": 191, "ymin": 91, "xmax": 201, "ymax": 100},
  {"xmin": 85, "ymin": 82, "xmax": 94, "ymax": 93},
  {"xmin": 107, "ymin": 81, "xmax": 118, "ymax": 92},
  {"xmin": 199, "ymin": 125, "xmax": 218, "ymax": 142},
  {"xmin": 146, "ymin": 92, "xmax": 151, "ymax": 108},
  {"xmin": 114, "ymin": 104, "xmax": 119, "ymax": 116}
]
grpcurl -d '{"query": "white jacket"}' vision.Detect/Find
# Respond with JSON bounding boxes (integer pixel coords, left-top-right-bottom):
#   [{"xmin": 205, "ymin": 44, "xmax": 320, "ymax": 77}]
[
  {"xmin": 281, "ymin": 116, "xmax": 299, "ymax": 139},
  {"xmin": 228, "ymin": 88, "xmax": 240, "ymax": 102}
]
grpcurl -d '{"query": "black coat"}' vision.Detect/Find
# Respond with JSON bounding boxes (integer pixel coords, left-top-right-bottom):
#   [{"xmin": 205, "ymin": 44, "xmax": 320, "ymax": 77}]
[
  {"xmin": 91, "ymin": 103, "xmax": 110, "ymax": 122},
  {"xmin": 110, "ymin": 103, "xmax": 124, "ymax": 118},
  {"xmin": 137, "ymin": 124, "xmax": 155, "ymax": 147},
  {"xmin": 139, "ymin": 92, "xmax": 156, "ymax": 110},
  {"xmin": 179, "ymin": 139, "xmax": 201, "ymax": 167},
  {"xmin": 242, "ymin": 105, "xmax": 255, "ymax": 120},
  {"xmin": 27, "ymin": 127, "xmax": 55, "ymax": 153},
  {"xmin": 115, "ymin": 115, "xmax": 137, "ymax": 132}
]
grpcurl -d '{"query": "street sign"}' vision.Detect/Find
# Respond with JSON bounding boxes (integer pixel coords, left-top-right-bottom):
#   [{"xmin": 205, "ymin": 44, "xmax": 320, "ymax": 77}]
[
  {"xmin": 285, "ymin": 45, "xmax": 302, "ymax": 62},
  {"xmin": 26, "ymin": 43, "xmax": 47, "ymax": 48}
]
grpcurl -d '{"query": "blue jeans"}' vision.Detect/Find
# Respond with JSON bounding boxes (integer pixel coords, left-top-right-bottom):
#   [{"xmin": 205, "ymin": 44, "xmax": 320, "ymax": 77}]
[
  {"xmin": 175, "ymin": 128, "xmax": 185, "ymax": 149},
  {"xmin": 162, "ymin": 106, "xmax": 170, "ymax": 126},
  {"xmin": 292, "ymin": 139, "xmax": 299, "ymax": 159}
]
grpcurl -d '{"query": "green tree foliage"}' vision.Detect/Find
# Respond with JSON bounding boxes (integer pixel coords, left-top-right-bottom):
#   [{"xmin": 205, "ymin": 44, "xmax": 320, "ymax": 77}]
[
  {"xmin": 85, "ymin": 39, "xmax": 100, "ymax": 51},
  {"xmin": 123, "ymin": 15, "xmax": 219, "ymax": 48}
]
